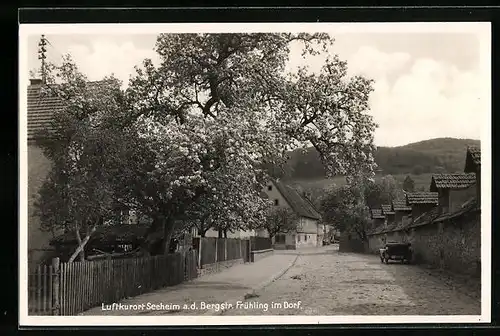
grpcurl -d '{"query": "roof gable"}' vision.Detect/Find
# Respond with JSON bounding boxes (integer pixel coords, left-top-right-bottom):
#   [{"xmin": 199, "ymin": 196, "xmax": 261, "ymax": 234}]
[
  {"xmin": 272, "ymin": 180, "xmax": 321, "ymax": 220},
  {"xmin": 430, "ymin": 173, "xmax": 476, "ymax": 191},
  {"xmin": 406, "ymin": 192, "xmax": 438, "ymax": 205},
  {"xmin": 464, "ymin": 146, "xmax": 481, "ymax": 173}
]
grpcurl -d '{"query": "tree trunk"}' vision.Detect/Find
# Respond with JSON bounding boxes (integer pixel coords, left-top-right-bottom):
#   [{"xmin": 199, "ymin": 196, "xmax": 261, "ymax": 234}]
[
  {"xmin": 69, "ymin": 226, "xmax": 96, "ymax": 263},
  {"xmin": 163, "ymin": 216, "xmax": 176, "ymax": 255},
  {"xmin": 218, "ymin": 229, "xmax": 223, "ymax": 238},
  {"xmin": 223, "ymin": 229, "xmax": 228, "ymax": 238},
  {"xmin": 75, "ymin": 228, "xmax": 85, "ymax": 262},
  {"xmin": 141, "ymin": 216, "xmax": 162, "ymax": 255}
]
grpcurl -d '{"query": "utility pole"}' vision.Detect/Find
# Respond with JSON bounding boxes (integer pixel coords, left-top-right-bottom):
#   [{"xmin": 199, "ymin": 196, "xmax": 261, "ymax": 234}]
[{"xmin": 38, "ymin": 35, "xmax": 47, "ymax": 84}]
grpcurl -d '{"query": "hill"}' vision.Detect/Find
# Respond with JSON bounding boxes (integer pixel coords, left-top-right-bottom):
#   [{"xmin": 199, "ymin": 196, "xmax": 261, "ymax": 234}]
[{"xmin": 283, "ymin": 137, "xmax": 480, "ymax": 180}]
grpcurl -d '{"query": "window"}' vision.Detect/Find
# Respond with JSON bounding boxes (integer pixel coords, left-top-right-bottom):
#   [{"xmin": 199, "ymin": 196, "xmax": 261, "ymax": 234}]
[
  {"xmin": 297, "ymin": 235, "xmax": 301, "ymax": 242},
  {"xmin": 268, "ymin": 185, "xmax": 272, "ymax": 191},
  {"xmin": 274, "ymin": 199, "xmax": 279, "ymax": 206}
]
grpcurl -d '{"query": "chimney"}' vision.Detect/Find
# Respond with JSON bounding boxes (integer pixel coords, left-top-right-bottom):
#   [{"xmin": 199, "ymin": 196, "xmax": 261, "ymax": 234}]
[{"xmin": 30, "ymin": 78, "xmax": 43, "ymax": 86}]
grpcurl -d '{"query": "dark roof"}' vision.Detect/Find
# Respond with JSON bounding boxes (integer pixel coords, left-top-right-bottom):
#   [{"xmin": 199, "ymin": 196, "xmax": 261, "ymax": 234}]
[
  {"xmin": 430, "ymin": 173, "xmax": 476, "ymax": 191},
  {"xmin": 392, "ymin": 200, "xmax": 412, "ymax": 212},
  {"xmin": 273, "ymin": 180, "xmax": 321, "ymax": 220},
  {"xmin": 381, "ymin": 204, "xmax": 395, "ymax": 215},
  {"xmin": 27, "ymin": 80, "xmax": 111, "ymax": 141},
  {"xmin": 464, "ymin": 146, "xmax": 481, "ymax": 173},
  {"xmin": 370, "ymin": 209, "xmax": 385, "ymax": 219},
  {"xmin": 27, "ymin": 83, "xmax": 64, "ymax": 140},
  {"xmin": 406, "ymin": 192, "xmax": 439, "ymax": 205}
]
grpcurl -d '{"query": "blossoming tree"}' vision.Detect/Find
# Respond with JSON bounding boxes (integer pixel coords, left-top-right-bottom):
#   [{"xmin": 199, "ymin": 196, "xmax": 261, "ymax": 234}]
[{"xmin": 35, "ymin": 33, "xmax": 377, "ymax": 256}]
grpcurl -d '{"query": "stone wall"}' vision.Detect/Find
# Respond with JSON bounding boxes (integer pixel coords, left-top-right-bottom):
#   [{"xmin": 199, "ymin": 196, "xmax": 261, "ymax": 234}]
[
  {"xmin": 197, "ymin": 258, "xmax": 244, "ymax": 277},
  {"xmin": 367, "ymin": 208, "xmax": 480, "ymax": 277},
  {"xmin": 251, "ymin": 249, "xmax": 274, "ymax": 262}
]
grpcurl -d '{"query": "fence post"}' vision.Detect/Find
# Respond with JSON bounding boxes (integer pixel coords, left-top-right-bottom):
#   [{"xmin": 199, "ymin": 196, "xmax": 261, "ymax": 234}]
[
  {"xmin": 51, "ymin": 257, "xmax": 60, "ymax": 316},
  {"xmin": 215, "ymin": 238, "xmax": 218, "ymax": 263},
  {"xmin": 224, "ymin": 239, "xmax": 227, "ymax": 261},
  {"xmin": 198, "ymin": 238, "xmax": 202, "ymax": 269}
]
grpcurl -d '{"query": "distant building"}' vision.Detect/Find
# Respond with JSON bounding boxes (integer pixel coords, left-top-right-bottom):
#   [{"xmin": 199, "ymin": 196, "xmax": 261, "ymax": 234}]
[
  {"xmin": 370, "ymin": 208, "xmax": 385, "ymax": 229},
  {"xmin": 405, "ymin": 192, "xmax": 438, "ymax": 222},
  {"xmin": 391, "ymin": 199, "xmax": 412, "ymax": 228},
  {"xmin": 430, "ymin": 173, "xmax": 476, "ymax": 215},
  {"xmin": 464, "ymin": 146, "xmax": 481, "ymax": 204},
  {"xmin": 380, "ymin": 204, "xmax": 395, "ymax": 229},
  {"xmin": 263, "ymin": 179, "xmax": 322, "ymax": 249}
]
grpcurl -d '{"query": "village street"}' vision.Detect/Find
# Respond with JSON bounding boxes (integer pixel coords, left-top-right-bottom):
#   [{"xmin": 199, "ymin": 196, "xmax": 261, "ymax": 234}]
[
  {"xmin": 222, "ymin": 245, "xmax": 481, "ymax": 316},
  {"xmin": 224, "ymin": 244, "xmax": 480, "ymax": 315},
  {"xmin": 80, "ymin": 245, "xmax": 480, "ymax": 316}
]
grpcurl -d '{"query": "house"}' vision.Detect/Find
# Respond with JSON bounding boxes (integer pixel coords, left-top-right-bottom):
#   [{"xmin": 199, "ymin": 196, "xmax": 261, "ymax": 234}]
[
  {"xmin": 263, "ymin": 179, "xmax": 322, "ymax": 249},
  {"xmin": 391, "ymin": 200, "xmax": 412, "ymax": 228},
  {"xmin": 430, "ymin": 173, "xmax": 477, "ymax": 215},
  {"xmin": 27, "ymin": 78, "xmax": 63, "ymax": 265},
  {"xmin": 370, "ymin": 208, "xmax": 385, "ymax": 229},
  {"xmin": 380, "ymin": 204, "xmax": 395, "ymax": 229},
  {"xmin": 27, "ymin": 78, "xmax": 128, "ymax": 265},
  {"xmin": 405, "ymin": 192, "xmax": 438, "ymax": 222},
  {"xmin": 464, "ymin": 146, "xmax": 481, "ymax": 204}
]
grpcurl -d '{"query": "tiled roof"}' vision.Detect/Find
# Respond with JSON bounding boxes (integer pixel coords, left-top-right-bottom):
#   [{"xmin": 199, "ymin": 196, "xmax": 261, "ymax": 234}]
[
  {"xmin": 27, "ymin": 80, "xmax": 111, "ymax": 141},
  {"xmin": 27, "ymin": 84, "xmax": 64, "ymax": 140},
  {"xmin": 273, "ymin": 180, "xmax": 322, "ymax": 220},
  {"xmin": 464, "ymin": 146, "xmax": 481, "ymax": 172},
  {"xmin": 381, "ymin": 204, "xmax": 395, "ymax": 215},
  {"xmin": 392, "ymin": 200, "xmax": 412, "ymax": 212},
  {"xmin": 370, "ymin": 209, "xmax": 385, "ymax": 219},
  {"xmin": 406, "ymin": 192, "xmax": 439, "ymax": 205},
  {"xmin": 430, "ymin": 173, "xmax": 476, "ymax": 191}
]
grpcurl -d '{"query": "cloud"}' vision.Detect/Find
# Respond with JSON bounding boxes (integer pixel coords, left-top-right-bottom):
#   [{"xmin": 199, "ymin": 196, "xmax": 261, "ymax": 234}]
[
  {"xmin": 55, "ymin": 38, "xmax": 483, "ymax": 147},
  {"xmin": 347, "ymin": 46, "xmax": 411, "ymax": 80},
  {"xmin": 368, "ymin": 57, "xmax": 483, "ymax": 146},
  {"xmin": 66, "ymin": 38, "xmax": 160, "ymax": 87}
]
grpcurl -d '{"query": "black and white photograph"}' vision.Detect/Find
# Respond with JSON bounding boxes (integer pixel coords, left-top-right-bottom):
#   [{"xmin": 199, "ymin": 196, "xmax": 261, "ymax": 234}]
[{"xmin": 19, "ymin": 22, "xmax": 491, "ymax": 326}]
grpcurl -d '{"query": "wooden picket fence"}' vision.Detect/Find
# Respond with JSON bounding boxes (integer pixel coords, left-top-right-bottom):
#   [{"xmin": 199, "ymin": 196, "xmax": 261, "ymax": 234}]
[
  {"xmin": 28, "ymin": 264, "xmax": 54, "ymax": 315},
  {"xmin": 28, "ymin": 250, "xmax": 198, "ymax": 316},
  {"xmin": 198, "ymin": 237, "xmax": 245, "ymax": 267}
]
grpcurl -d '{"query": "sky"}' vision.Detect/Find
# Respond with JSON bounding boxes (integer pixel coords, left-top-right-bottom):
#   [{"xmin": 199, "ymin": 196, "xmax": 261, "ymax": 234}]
[{"xmin": 24, "ymin": 25, "xmax": 488, "ymax": 147}]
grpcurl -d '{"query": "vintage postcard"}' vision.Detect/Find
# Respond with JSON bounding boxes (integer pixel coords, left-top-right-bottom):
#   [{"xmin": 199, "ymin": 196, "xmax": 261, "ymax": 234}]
[{"xmin": 18, "ymin": 22, "xmax": 491, "ymax": 326}]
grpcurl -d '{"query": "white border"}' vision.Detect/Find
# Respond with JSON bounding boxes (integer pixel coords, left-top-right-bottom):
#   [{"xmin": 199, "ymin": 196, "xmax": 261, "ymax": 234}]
[{"xmin": 19, "ymin": 22, "xmax": 491, "ymax": 326}]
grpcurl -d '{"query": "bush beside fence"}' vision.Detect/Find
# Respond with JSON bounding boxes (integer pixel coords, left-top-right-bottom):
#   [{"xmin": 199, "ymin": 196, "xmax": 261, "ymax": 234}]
[{"xmin": 28, "ymin": 250, "xmax": 198, "ymax": 316}]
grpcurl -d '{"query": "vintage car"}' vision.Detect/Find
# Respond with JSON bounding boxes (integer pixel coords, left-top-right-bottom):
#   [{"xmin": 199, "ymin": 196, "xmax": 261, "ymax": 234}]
[{"xmin": 379, "ymin": 242, "xmax": 412, "ymax": 264}]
